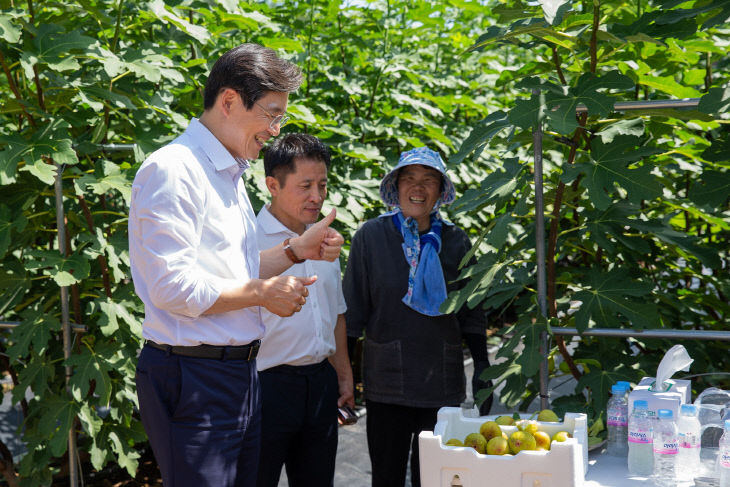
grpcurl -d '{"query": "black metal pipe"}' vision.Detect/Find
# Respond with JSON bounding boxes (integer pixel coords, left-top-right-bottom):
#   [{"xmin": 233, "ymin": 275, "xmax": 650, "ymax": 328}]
[
  {"xmin": 0, "ymin": 321, "xmax": 87, "ymax": 333},
  {"xmin": 576, "ymin": 98, "xmax": 701, "ymax": 113},
  {"xmin": 54, "ymin": 162, "xmax": 78, "ymax": 487},
  {"xmin": 532, "ymin": 89, "xmax": 550, "ymax": 410},
  {"xmin": 552, "ymin": 327, "xmax": 730, "ymax": 341}
]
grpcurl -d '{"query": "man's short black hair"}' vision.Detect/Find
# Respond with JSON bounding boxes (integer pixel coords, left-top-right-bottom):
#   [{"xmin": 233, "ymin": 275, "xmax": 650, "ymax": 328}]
[
  {"xmin": 264, "ymin": 133, "xmax": 331, "ymax": 185},
  {"xmin": 203, "ymin": 43, "xmax": 303, "ymax": 110}
]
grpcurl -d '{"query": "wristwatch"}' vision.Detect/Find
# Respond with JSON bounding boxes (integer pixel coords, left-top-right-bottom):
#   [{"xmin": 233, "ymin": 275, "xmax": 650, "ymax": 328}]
[{"xmin": 283, "ymin": 238, "xmax": 305, "ymax": 264}]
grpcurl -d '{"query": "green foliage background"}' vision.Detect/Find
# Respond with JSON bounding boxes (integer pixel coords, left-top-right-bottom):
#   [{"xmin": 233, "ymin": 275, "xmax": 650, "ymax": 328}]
[
  {"xmin": 0, "ymin": 0, "xmax": 727, "ymax": 483},
  {"xmin": 447, "ymin": 0, "xmax": 730, "ymax": 427}
]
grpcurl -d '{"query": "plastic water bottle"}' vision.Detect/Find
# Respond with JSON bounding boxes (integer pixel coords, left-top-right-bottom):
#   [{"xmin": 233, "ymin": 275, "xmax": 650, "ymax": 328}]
[
  {"xmin": 628, "ymin": 400, "xmax": 654, "ymax": 476},
  {"xmin": 607, "ymin": 384, "xmax": 629, "ymax": 456},
  {"xmin": 719, "ymin": 419, "xmax": 730, "ymax": 487},
  {"xmin": 617, "ymin": 380, "xmax": 631, "ymax": 398},
  {"xmin": 653, "ymin": 409, "xmax": 678, "ymax": 487},
  {"xmin": 677, "ymin": 404, "xmax": 701, "ymax": 482}
]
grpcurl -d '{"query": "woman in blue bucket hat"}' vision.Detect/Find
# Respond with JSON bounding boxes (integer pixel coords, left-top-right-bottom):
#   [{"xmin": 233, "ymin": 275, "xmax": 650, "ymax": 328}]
[{"xmin": 343, "ymin": 147, "xmax": 493, "ymax": 487}]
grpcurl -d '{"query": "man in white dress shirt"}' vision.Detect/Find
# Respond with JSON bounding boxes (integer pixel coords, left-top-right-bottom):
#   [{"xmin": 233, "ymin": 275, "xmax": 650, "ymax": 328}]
[
  {"xmin": 128, "ymin": 44, "xmax": 343, "ymax": 487},
  {"xmin": 254, "ymin": 133, "xmax": 354, "ymax": 487}
]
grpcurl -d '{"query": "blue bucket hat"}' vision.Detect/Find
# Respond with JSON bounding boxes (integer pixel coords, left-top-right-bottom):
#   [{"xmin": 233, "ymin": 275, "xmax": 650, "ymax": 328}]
[{"xmin": 379, "ymin": 147, "xmax": 456, "ymax": 208}]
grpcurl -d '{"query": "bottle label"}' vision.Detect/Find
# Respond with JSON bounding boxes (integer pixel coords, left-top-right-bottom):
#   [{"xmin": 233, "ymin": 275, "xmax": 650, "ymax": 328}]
[
  {"xmin": 679, "ymin": 432, "xmax": 700, "ymax": 449},
  {"xmin": 608, "ymin": 413, "xmax": 628, "ymax": 427},
  {"xmin": 721, "ymin": 452, "xmax": 730, "ymax": 468},
  {"xmin": 653, "ymin": 441, "xmax": 678, "ymax": 455},
  {"xmin": 628, "ymin": 430, "xmax": 651, "ymax": 444}
]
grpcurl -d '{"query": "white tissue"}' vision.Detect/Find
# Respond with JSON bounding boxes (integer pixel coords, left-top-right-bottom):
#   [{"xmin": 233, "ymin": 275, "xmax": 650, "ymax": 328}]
[{"xmin": 654, "ymin": 344, "xmax": 693, "ymax": 392}]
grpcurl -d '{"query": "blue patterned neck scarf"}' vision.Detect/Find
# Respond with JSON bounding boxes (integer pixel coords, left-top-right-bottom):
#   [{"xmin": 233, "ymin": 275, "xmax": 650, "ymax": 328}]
[{"xmin": 390, "ymin": 209, "xmax": 447, "ymax": 316}]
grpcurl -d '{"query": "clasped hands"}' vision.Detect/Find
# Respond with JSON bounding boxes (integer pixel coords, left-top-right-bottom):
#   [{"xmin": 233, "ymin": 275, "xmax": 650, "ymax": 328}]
[{"xmin": 262, "ymin": 209, "xmax": 343, "ymax": 317}]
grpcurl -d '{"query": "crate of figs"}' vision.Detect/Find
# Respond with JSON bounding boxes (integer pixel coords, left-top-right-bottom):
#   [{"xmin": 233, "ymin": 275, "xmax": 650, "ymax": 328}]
[{"xmin": 418, "ymin": 407, "xmax": 588, "ymax": 487}]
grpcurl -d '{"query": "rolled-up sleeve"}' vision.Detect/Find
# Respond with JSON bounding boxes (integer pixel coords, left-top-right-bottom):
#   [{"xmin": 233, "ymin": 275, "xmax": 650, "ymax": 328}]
[{"xmin": 130, "ymin": 159, "xmax": 221, "ymax": 318}]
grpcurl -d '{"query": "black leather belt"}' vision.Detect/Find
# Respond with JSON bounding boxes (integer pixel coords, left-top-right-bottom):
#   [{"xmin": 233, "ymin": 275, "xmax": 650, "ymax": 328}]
[{"xmin": 145, "ymin": 340, "xmax": 260, "ymax": 361}]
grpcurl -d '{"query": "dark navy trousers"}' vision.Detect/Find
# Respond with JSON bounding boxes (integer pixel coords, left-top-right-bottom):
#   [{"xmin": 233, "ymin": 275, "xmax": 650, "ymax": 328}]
[
  {"xmin": 136, "ymin": 344, "xmax": 262, "ymax": 487},
  {"xmin": 366, "ymin": 401, "xmax": 440, "ymax": 487},
  {"xmin": 255, "ymin": 360, "xmax": 339, "ymax": 487}
]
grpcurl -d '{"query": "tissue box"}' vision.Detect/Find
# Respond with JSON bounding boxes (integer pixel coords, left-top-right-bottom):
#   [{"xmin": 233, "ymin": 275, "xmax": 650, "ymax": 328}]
[
  {"xmin": 628, "ymin": 377, "xmax": 691, "ymax": 418},
  {"xmin": 418, "ymin": 407, "xmax": 588, "ymax": 487}
]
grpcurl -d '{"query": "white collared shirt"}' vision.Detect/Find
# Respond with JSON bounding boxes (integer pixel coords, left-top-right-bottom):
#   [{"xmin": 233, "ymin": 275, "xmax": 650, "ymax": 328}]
[
  {"xmin": 129, "ymin": 118, "xmax": 262, "ymax": 346},
  {"xmin": 255, "ymin": 205, "xmax": 346, "ymax": 371}
]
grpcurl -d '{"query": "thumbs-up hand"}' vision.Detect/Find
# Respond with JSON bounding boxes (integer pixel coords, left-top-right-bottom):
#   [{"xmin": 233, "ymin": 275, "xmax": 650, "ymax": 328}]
[
  {"xmin": 260, "ymin": 275, "xmax": 317, "ymax": 317},
  {"xmin": 290, "ymin": 209, "xmax": 343, "ymax": 262},
  {"xmin": 319, "ymin": 225, "xmax": 343, "ymax": 262}
]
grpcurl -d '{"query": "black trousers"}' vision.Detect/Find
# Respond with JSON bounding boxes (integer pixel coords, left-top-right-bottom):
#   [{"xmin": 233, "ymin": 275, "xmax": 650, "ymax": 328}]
[
  {"xmin": 366, "ymin": 401, "xmax": 440, "ymax": 487},
  {"xmin": 256, "ymin": 360, "xmax": 339, "ymax": 487},
  {"xmin": 135, "ymin": 344, "xmax": 261, "ymax": 487}
]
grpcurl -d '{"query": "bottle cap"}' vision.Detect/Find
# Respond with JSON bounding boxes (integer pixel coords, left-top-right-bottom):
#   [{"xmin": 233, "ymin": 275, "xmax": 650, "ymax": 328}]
[
  {"xmin": 680, "ymin": 404, "xmax": 697, "ymax": 416},
  {"xmin": 611, "ymin": 384, "xmax": 623, "ymax": 394},
  {"xmin": 633, "ymin": 400, "xmax": 648, "ymax": 410},
  {"xmin": 616, "ymin": 381, "xmax": 631, "ymax": 392},
  {"xmin": 658, "ymin": 409, "xmax": 673, "ymax": 419}
]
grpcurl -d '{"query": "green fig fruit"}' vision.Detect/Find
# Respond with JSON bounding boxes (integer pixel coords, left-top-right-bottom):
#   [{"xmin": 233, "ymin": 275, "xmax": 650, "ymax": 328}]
[
  {"xmin": 495, "ymin": 415, "xmax": 515, "ymax": 426},
  {"xmin": 533, "ymin": 431, "xmax": 551, "ymax": 450},
  {"xmin": 479, "ymin": 421, "xmax": 503, "ymax": 442},
  {"xmin": 486, "ymin": 436, "xmax": 509, "ymax": 455},
  {"xmin": 464, "ymin": 433, "xmax": 488, "ymax": 454},
  {"xmin": 552, "ymin": 431, "xmax": 571, "ymax": 443},
  {"xmin": 508, "ymin": 430, "xmax": 537, "ymax": 454},
  {"xmin": 537, "ymin": 409, "xmax": 560, "ymax": 423},
  {"xmin": 516, "ymin": 419, "xmax": 539, "ymax": 435}
]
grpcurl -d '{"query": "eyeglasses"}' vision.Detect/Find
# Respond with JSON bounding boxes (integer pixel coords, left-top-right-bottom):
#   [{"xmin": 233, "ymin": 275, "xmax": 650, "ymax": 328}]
[{"xmin": 255, "ymin": 102, "xmax": 289, "ymax": 129}]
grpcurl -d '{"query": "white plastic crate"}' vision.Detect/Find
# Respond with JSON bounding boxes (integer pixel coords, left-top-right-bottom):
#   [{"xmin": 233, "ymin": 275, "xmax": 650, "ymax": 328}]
[{"xmin": 419, "ymin": 407, "xmax": 589, "ymax": 487}]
